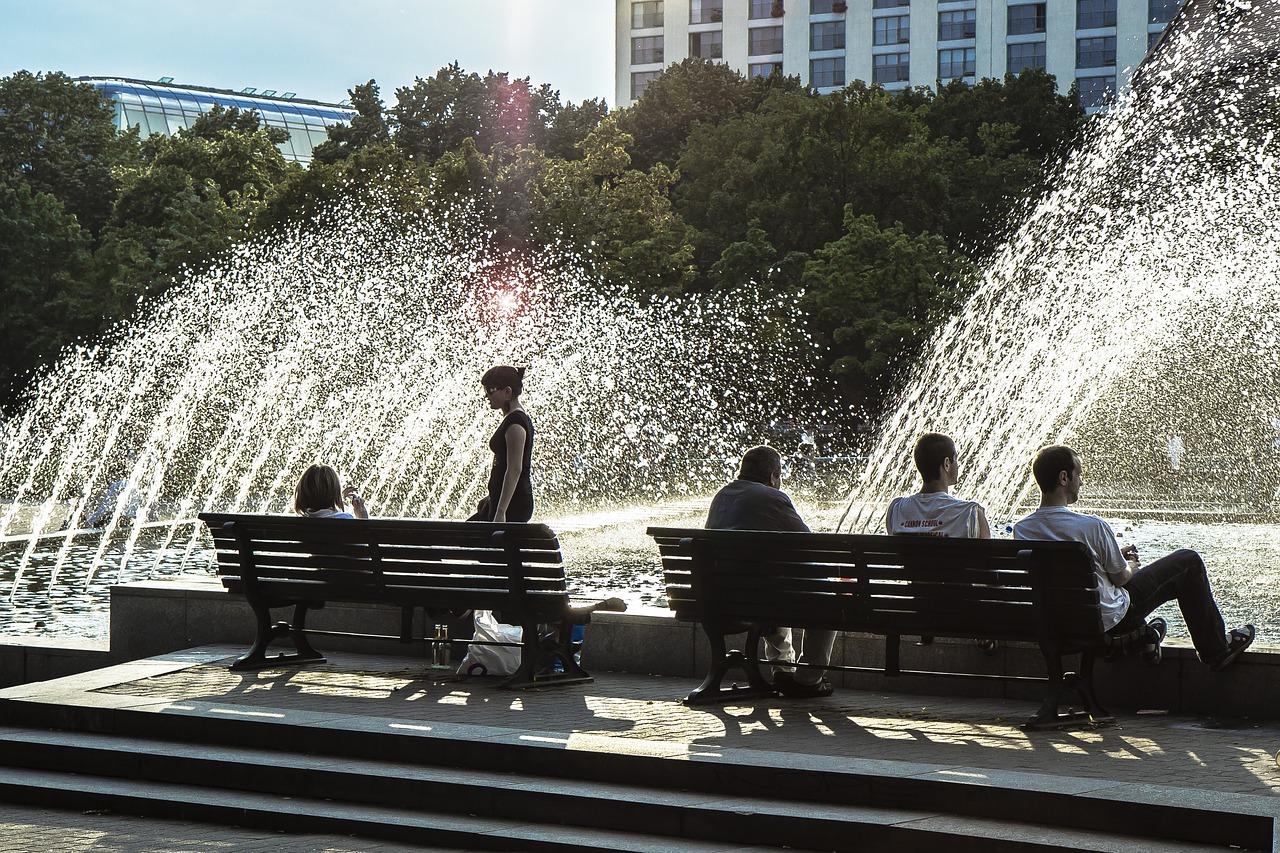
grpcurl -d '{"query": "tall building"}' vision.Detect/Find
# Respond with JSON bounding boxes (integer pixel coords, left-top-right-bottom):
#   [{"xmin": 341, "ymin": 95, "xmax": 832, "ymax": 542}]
[
  {"xmin": 79, "ymin": 77, "xmax": 357, "ymax": 164},
  {"xmin": 616, "ymin": 0, "xmax": 1185, "ymax": 110}
]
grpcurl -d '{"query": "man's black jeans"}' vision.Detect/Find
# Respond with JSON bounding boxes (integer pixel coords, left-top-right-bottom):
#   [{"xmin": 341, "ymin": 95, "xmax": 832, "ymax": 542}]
[{"xmin": 1108, "ymin": 548, "xmax": 1228, "ymax": 662}]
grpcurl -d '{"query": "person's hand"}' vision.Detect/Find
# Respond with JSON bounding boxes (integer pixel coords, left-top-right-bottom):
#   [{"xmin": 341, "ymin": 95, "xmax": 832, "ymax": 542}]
[
  {"xmin": 1121, "ymin": 544, "xmax": 1139, "ymax": 562},
  {"xmin": 343, "ymin": 485, "xmax": 368, "ymax": 516}
]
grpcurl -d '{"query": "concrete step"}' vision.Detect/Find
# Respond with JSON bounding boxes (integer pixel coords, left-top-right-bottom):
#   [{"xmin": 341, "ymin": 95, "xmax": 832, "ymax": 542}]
[
  {"xmin": 0, "ymin": 766, "xmax": 775, "ymax": 853},
  {"xmin": 0, "ymin": 726, "xmax": 1254, "ymax": 853},
  {"xmin": 0, "ymin": 690, "xmax": 1269, "ymax": 853}
]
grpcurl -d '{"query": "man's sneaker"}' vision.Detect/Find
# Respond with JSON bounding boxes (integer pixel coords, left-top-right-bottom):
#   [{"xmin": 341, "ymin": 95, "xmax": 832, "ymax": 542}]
[
  {"xmin": 1141, "ymin": 617, "xmax": 1168, "ymax": 666},
  {"xmin": 774, "ymin": 672, "xmax": 834, "ymax": 699},
  {"xmin": 1210, "ymin": 625, "xmax": 1255, "ymax": 672}
]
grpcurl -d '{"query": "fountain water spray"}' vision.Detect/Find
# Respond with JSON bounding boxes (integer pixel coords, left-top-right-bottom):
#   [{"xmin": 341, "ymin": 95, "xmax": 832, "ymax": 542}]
[
  {"xmin": 842, "ymin": 0, "xmax": 1280, "ymax": 531},
  {"xmin": 0, "ymin": 202, "xmax": 815, "ymax": 597}
]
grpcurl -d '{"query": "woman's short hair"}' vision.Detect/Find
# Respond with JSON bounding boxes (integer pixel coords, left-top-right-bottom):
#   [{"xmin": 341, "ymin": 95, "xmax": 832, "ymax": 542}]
[
  {"xmin": 913, "ymin": 432, "xmax": 957, "ymax": 480},
  {"xmin": 1032, "ymin": 445, "xmax": 1078, "ymax": 491},
  {"xmin": 295, "ymin": 464, "xmax": 343, "ymax": 514},
  {"xmin": 481, "ymin": 365, "xmax": 526, "ymax": 395},
  {"xmin": 738, "ymin": 445, "xmax": 783, "ymax": 484}
]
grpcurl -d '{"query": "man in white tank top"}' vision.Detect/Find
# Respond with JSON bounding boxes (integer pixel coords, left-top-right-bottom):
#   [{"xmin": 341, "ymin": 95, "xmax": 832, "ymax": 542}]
[{"xmin": 886, "ymin": 433, "xmax": 990, "ymax": 538}]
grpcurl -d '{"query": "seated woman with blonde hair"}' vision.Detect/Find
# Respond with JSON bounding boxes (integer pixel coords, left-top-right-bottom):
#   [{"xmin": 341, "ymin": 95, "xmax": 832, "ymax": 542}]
[{"xmin": 294, "ymin": 464, "xmax": 368, "ymax": 519}]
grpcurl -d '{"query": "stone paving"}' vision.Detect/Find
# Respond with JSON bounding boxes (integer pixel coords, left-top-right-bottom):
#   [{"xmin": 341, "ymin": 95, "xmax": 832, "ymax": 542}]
[{"xmin": 4, "ymin": 646, "xmax": 1280, "ymax": 849}]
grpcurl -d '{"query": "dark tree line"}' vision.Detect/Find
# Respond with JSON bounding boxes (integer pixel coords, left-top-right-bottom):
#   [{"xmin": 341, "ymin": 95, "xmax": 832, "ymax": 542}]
[{"xmin": 0, "ymin": 62, "xmax": 1084, "ymax": 421}]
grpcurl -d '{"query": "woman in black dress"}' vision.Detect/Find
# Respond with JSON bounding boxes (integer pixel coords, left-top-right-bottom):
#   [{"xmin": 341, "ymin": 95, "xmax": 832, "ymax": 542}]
[{"xmin": 469, "ymin": 365, "xmax": 534, "ymax": 522}]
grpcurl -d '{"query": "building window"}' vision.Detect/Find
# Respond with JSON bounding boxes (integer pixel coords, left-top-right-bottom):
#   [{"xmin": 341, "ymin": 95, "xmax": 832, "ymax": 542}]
[
  {"xmin": 1008, "ymin": 41, "xmax": 1047, "ymax": 73},
  {"xmin": 632, "ymin": 36, "xmax": 664, "ymax": 64},
  {"xmin": 631, "ymin": 70, "xmax": 662, "ymax": 99},
  {"xmin": 938, "ymin": 47, "xmax": 976, "ymax": 80},
  {"xmin": 872, "ymin": 0, "xmax": 909, "ymax": 7},
  {"xmin": 874, "ymin": 15, "xmax": 909, "ymax": 45},
  {"xmin": 749, "ymin": 61, "xmax": 786, "ymax": 76},
  {"xmin": 632, "ymin": 1, "xmax": 664, "ymax": 28},
  {"xmin": 749, "ymin": 0, "xmax": 775, "ymax": 19},
  {"xmin": 749, "ymin": 25, "xmax": 785, "ymax": 54},
  {"xmin": 690, "ymin": 30, "xmax": 724, "ymax": 59},
  {"xmin": 811, "ymin": 21, "xmax": 845, "ymax": 50},
  {"xmin": 1148, "ymin": 29, "xmax": 1161, "ymax": 49},
  {"xmin": 691, "ymin": 0, "xmax": 723, "ymax": 23},
  {"xmin": 938, "ymin": 9, "xmax": 976, "ymax": 41},
  {"xmin": 1077, "ymin": 0, "xmax": 1117, "ymax": 29},
  {"xmin": 1076, "ymin": 35, "xmax": 1116, "ymax": 67},
  {"xmin": 1008, "ymin": 3, "xmax": 1047, "ymax": 35},
  {"xmin": 1077, "ymin": 75, "xmax": 1115, "ymax": 108},
  {"xmin": 1149, "ymin": 0, "xmax": 1181, "ymax": 24},
  {"xmin": 873, "ymin": 52, "xmax": 910, "ymax": 83},
  {"xmin": 811, "ymin": 0, "xmax": 848, "ymax": 12},
  {"xmin": 811, "ymin": 57, "xmax": 845, "ymax": 87}
]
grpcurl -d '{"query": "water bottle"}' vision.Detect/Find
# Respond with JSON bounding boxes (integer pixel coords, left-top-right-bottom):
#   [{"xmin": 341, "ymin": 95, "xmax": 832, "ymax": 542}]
[
  {"xmin": 431, "ymin": 622, "xmax": 451, "ymax": 669},
  {"xmin": 551, "ymin": 624, "xmax": 585, "ymax": 673}
]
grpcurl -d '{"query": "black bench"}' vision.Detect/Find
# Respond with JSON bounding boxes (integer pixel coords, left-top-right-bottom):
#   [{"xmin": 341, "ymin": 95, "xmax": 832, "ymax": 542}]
[
  {"xmin": 648, "ymin": 527, "xmax": 1162, "ymax": 729},
  {"xmin": 200, "ymin": 513, "xmax": 602, "ymax": 689}
]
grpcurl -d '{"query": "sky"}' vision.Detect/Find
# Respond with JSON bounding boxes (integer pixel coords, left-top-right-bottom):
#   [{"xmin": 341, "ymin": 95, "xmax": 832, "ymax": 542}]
[{"xmin": 1, "ymin": 0, "xmax": 617, "ymax": 107}]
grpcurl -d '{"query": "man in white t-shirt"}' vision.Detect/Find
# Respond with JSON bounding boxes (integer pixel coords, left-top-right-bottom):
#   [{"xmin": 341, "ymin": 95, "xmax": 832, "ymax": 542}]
[
  {"xmin": 886, "ymin": 432, "xmax": 993, "ymax": 651},
  {"xmin": 886, "ymin": 433, "xmax": 990, "ymax": 538},
  {"xmin": 1014, "ymin": 445, "xmax": 1254, "ymax": 671}
]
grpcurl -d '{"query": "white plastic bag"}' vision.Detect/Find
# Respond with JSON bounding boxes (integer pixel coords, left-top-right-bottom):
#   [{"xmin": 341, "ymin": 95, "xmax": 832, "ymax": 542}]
[{"xmin": 458, "ymin": 610, "xmax": 523, "ymax": 676}]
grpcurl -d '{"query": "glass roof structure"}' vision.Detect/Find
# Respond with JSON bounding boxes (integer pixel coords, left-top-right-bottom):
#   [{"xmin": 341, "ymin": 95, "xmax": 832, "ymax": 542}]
[{"xmin": 79, "ymin": 77, "xmax": 357, "ymax": 164}]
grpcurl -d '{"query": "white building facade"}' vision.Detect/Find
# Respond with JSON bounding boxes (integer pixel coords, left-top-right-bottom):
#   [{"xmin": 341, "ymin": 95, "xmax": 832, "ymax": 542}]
[{"xmin": 617, "ymin": 0, "xmax": 1184, "ymax": 110}]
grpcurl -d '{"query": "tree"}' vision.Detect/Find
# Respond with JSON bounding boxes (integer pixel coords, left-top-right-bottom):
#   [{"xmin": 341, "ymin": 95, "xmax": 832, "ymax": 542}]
[
  {"xmin": 616, "ymin": 58, "xmax": 782, "ymax": 170},
  {"xmin": 800, "ymin": 210, "xmax": 973, "ymax": 411},
  {"xmin": 258, "ymin": 143, "xmax": 431, "ymax": 233},
  {"xmin": 480, "ymin": 73, "xmax": 560, "ymax": 154},
  {"xmin": 98, "ymin": 107, "xmax": 295, "ymax": 302},
  {"xmin": 311, "ymin": 80, "xmax": 391, "ymax": 164},
  {"xmin": 676, "ymin": 83, "xmax": 952, "ymax": 271},
  {"xmin": 527, "ymin": 117, "xmax": 696, "ymax": 294},
  {"xmin": 542, "ymin": 98, "xmax": 609, "ymax": 161},
  {"xmin": 392, "ymin": 63, "xmax": 488, "ymax": 163},
  {"xmin": 0, "ymin": 177, "xmax": 98, "ymax": 404},
  {"xmin": 0, "ymin": 70, "xmax": 139, "ymax": 236}
]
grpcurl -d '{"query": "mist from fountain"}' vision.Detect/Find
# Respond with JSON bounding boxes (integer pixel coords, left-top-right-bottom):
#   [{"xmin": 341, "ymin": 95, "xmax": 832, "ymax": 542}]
[
  {"xmin": 841, "ymin": 0, "xmax": 1280, "ymax": 531},
  {"xmin": 0, "ymin": 201, "xmax": 816, "ymax": 598}
]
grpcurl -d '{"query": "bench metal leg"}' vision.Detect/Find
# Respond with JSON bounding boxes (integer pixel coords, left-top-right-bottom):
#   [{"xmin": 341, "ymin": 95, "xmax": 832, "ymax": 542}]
[
  {"xmin": 230, "ymin": 602, "xmax": 327, "ymax": 672},
  {"xmin": 499, "ymin": 618, "xmax": 594, "ymax": 690},
  {"xmin": 1022, "ymin": 648, "xmax": 1113, "ymax": 730},
  {"xmin": 685, "ymin": 624, "xmax": 778, "ymax": 706}
]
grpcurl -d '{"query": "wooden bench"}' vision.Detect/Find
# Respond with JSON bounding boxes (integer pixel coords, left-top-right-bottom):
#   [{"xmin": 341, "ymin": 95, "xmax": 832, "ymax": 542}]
[
  {"xmin": 200, "ymin": 513, "xmax": 601, "ymax": 689},
  {"xmin": 648, "ymin": 527, "xmax": 1162, "ymax": 729}
]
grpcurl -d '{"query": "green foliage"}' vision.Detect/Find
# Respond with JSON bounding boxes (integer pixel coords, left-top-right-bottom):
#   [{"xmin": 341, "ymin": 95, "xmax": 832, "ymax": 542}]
[
  {"xmin": 0, "ymin": 70, "xmax": 139, "ymax": 236},
  {"xmin": 101, "ymin": 106, "xmax": 295, "ymax": 302},
  {"xmin": 260, "ymin": 143, "xmax": 430, "ymax": 233},
  {"xmin": 311, "ymin": 80, "xmax": 390, "ymax": 164},
  {"xmin": 800, "ymin": 210, "xmax": 973, "ymax": 411},
  {"xmin": 616, "ymin": 58, "xmax": 783, "ymax": 170},
  {"xmin": 677, "ymin": 82, "xmax": 951, "ymax": 270},
  {"xmin": 393, "ymin": 63, "xmax": 489, "ymax": 163},
  {"xmin": 526, "ymin": 117, "xmax": 697, "ymax": 294},
  {"xmin": 542, "ymin": 98, "xmax": 609, "ymax": 160},
  {"xmin": 0, "ymin": 177, "xmax": 98, "ymax": 403}
]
